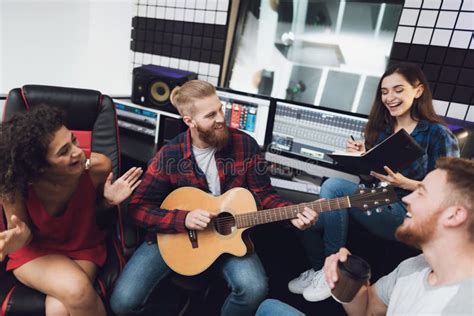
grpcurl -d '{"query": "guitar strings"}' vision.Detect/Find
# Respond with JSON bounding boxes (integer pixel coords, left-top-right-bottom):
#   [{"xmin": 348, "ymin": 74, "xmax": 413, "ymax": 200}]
[
  {"xmin": 211, "ymin": 194, "xmax": 392, "ymax": 227},
  {"xmin": 209, "ymin": 190, "xmax": 394, "ymax": 228}
]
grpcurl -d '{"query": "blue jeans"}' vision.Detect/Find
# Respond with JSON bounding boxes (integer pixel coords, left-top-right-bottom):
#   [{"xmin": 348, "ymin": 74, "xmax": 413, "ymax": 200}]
[
  {"xmin": 256, "ymin": 299, "xmax": 305, "ymax": 316},
  {"xmin": 110, "ymin": 241, "xmax": 268, "ymax": 316},
  {"xmin": 298, "ymin": 178, "xmax": 406, "ymax": 270}
]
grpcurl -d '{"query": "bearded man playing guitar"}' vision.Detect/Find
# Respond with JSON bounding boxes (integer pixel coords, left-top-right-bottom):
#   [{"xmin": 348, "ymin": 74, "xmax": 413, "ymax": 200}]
[{"xmin": 110, "ymin": 80, "xmax": 318, "ymax": 316}]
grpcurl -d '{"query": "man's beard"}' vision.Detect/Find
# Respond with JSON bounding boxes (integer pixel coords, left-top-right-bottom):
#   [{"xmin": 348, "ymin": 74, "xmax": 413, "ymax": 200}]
[
  {"xmin": 395, "ymin": 210, "xmax": 440, "ymax": 248},
  {"xmin": 196, "ymin": 122, "xmax": 229, "ymax": 150}
]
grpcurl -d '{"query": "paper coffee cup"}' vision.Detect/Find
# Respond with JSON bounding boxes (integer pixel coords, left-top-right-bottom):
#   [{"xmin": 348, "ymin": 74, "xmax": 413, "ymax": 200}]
[{"xmin": 331, "ymin": 255, "xmax": 371, "ymax": 304}]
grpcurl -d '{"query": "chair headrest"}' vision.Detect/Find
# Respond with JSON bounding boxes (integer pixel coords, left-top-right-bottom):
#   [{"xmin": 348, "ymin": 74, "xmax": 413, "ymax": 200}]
[
  {"xmin": 452, "ymin": 128, "xmax": 469, "ymax": 147},
  {"xmin": 5, "ymin": 85, "xmax": 103, "ymax": 130}
]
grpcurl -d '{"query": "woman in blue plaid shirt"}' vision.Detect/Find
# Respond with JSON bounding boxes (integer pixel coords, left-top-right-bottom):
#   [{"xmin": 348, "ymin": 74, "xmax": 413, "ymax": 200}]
[{"xmin": 289, "ymin": 62, "xmax": 460, "ymax": 302}]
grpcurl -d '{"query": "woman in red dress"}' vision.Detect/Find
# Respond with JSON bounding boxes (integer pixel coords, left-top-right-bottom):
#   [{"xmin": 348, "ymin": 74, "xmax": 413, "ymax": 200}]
[{"xmin": 0, "ymin": 105, "xmax": 142, "ymax": 316}]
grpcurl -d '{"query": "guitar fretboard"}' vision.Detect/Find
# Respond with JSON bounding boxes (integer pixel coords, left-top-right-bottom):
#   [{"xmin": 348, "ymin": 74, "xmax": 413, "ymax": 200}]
[{"xmin": 235, "ymin": 197, "xmax": 351, "ymax": 228}]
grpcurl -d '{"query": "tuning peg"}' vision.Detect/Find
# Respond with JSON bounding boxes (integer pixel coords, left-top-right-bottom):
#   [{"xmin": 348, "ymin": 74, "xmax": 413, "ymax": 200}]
[
  {"xmin": 366, "ymin": 210, "xmax": 372, "ymax": 216},
  {"xmin": 375, "ymin": 207, "xmax": 382, "ymax": 213}
]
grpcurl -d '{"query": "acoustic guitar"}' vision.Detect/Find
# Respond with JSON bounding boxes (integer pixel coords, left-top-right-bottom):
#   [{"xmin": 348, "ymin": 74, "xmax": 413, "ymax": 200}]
[{"xmin": 157, "ymin": 186, "xmax": 397, "ymax": 276}]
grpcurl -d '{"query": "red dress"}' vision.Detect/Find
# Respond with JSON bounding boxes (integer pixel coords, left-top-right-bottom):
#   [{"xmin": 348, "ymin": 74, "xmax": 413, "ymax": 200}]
[{"xmin": 6, "ymin": 171, "xmax": 106, "ymax": 270}]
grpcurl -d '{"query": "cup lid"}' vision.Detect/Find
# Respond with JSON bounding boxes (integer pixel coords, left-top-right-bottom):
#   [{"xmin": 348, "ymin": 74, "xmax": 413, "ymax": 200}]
[{"xmin": 338, "ymin": 255, "xmax": 371, "ymax": 280}]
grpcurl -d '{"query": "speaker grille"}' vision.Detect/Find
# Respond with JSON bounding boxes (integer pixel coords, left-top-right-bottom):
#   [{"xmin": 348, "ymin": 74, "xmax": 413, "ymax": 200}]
[{"xmin": 149, "ymin": 80, "xmax": 171, "ymax": 105}]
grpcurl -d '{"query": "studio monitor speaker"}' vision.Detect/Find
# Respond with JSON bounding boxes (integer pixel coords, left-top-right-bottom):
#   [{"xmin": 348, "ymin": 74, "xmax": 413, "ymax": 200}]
[{"xmin": 132, "ymin": 65, "xmax": 197, "ymax": 114}]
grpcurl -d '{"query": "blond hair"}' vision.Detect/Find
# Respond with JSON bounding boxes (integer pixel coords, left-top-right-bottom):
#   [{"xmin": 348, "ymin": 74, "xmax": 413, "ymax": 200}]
[{"xmin": 170, "ymin": 80, "xmax": 216, "ymax": 116}]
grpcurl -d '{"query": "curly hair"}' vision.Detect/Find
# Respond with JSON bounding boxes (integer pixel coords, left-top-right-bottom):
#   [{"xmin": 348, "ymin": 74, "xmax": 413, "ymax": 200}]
[{"xmin": 0, "ymin": 104, "xmax": 66, "ymax": 201}]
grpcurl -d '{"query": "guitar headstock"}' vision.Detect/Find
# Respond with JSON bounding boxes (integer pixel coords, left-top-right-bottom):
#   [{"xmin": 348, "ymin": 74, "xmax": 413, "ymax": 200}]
[{"xmin": 349, "ymin": 186, "xmax": 398, "ymax": 215}]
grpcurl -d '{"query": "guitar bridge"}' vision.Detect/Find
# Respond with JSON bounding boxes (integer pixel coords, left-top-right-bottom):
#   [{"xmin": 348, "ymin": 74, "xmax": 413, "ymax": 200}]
[{"xmin": 188, "ymin": 230, "xmax": 198, "ymax": 248}]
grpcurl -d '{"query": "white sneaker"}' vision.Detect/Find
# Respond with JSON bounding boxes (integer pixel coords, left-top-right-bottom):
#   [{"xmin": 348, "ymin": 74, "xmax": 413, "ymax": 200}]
[
  {"xmin": 302, "ymin": 269, "xmax": 331, "ymax": 302},
  {"xmin": 288, "ymin": 268, "xmax": 316, "ymax": 294}
]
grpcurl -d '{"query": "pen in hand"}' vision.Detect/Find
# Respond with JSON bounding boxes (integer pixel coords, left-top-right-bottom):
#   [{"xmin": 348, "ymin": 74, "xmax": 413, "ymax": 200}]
[{"xmin": 348, "ymin": 135, "xmax": 363, "ymax": 151}]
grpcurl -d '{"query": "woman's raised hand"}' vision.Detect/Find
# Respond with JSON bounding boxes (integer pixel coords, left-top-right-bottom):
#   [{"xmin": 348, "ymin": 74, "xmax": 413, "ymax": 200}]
[
  {"xmin": 103, "ymin": 167, "xmax": 143, "ymax": 206},
  {"xmin": 0, "ymin": 215, "xmax": 31, "ymax": 261},
  {"xmin": 370, "ymin": 166, "xmax": 419, "ymax": 191}
]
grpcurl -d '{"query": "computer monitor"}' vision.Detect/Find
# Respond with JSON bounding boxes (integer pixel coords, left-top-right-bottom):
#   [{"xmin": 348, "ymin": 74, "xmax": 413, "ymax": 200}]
[
  {"xmin": 266, "ymin": 99, "xmax": 368, "ymax": 180},
  {"xmin": 216, "ymin": 88, "xmax": 274, "ymax": 148}
]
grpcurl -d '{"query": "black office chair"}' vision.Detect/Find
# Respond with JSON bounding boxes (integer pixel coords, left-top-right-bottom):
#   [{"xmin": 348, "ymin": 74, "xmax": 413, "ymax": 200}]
[
  {"xmin": 451, "ymin": 126, "xmax": 474, "ymax": 159},
  {"xmin": 0, "ymin": 85, "xmax": 126, "ymax": 315}
]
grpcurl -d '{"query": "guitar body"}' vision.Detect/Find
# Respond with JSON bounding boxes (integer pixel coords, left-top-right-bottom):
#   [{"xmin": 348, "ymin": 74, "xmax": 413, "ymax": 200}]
[{"xmin": 157, "ymin": 187, "xmax": 258, "ymax": 276}]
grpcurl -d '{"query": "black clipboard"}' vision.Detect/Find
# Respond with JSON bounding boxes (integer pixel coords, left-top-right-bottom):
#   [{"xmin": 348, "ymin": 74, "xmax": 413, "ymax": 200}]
[{"xmin": 327, "ymin": 129, "xmax": 424, "ymax": 175}]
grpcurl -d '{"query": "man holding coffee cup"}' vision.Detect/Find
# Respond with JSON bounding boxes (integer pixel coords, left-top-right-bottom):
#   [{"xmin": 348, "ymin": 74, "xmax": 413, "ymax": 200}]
[
  {"xmin": 324, "ymin": 157, "xmax": 474, "ymax": 315},
  {"xmin": 257, "ymin": 157, "xmax": 474, "ymax": 315}
]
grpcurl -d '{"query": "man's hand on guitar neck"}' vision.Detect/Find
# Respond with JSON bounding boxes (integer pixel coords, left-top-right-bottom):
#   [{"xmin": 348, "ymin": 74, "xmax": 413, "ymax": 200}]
[
  {"xmin": 290, "ymin": 207, "xmax": 318, "ymax": 230},
  {"xmin": 185, "ymin": 209, "xmax": 216, "ymax": 230}
]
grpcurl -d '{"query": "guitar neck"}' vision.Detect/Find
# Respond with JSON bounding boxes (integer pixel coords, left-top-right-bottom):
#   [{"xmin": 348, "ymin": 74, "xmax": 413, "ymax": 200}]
[{"xmin": 235, "ymin": 197, "xmax": 351, "ymax": 228}]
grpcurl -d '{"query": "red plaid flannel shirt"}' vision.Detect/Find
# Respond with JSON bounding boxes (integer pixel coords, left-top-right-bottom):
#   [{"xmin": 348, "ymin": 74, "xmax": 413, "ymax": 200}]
[{"xmin": 128, "ymin": 128, "xmax": 291, "ymax": 240}]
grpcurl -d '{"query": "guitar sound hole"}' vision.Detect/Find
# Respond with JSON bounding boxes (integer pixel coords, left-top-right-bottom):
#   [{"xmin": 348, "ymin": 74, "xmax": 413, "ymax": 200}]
[{"xmin": 214, "ymin": 212, "xmax": 236, "ymax": 236}]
